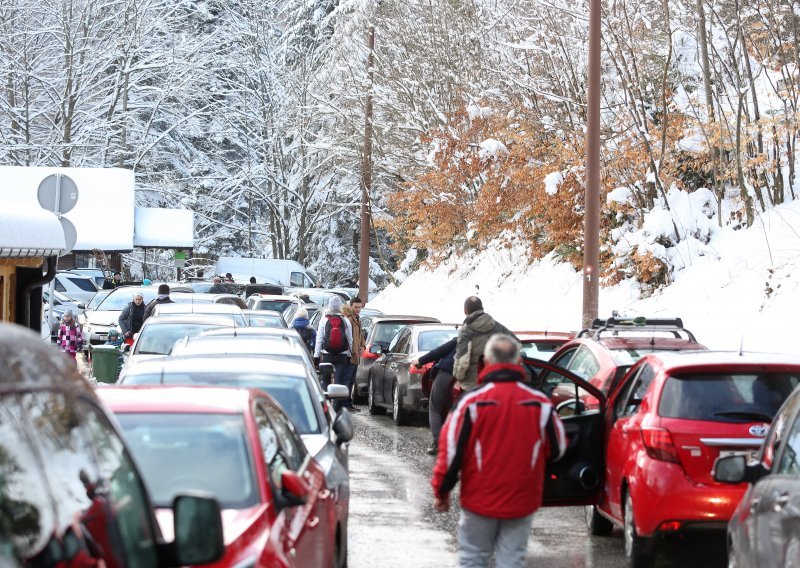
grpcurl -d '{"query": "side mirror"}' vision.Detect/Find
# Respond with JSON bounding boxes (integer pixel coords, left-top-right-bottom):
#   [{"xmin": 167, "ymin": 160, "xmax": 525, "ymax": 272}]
[
  {"xmin": 281, "ymin": 470, "xmax": 309, "ymax": 507},
  {"xmin": 121, "ymin": 344, "xmax": 131, "ymax": 353},
  {"xmin": 77, "ymin": 303, "xmax": 86, "ymax": 310},
  {"xmin": 713, "ymin": 455, "xmax": 749, "ymax": 484},
  {"xmin": 333, "ymin": 408, "xmax": 354, "ymax": 444},
  {"xmin": 171, "ymin": 494, "xmax": 225, "ymax": 565},
  {"xmin": 368, "ymin": 345, "xmax": 382, "ymax": 355},
  {"xmin": 318, "ymin": 362, "xmax": 334, "ymax": 378},
  {"xmin": 326, "ymin": 384, "xmax": 349, "ymax": 400}
]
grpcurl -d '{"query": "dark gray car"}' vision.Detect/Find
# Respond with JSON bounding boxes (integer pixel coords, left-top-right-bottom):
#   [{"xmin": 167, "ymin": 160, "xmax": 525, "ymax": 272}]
[{"xmin": 353, "ymin": 315, "xmax": 440, "ymax": 403}]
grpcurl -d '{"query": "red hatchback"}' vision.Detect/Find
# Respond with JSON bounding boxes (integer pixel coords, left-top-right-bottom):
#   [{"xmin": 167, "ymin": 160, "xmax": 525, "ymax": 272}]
[
  {"xmin": 588, "ymin": 352, "xmax": 800, "ymax": 566},
  {"xmin": 99, "ymin": 386, "xmax": 337, "ymax": 568}
]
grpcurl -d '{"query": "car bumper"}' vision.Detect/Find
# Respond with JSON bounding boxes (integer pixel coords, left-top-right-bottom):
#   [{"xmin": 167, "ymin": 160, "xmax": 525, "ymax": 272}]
[
  {"xmin": 355, "ymin": 360, "xmax": 377, "ymax": 393},
  {"xmin": 83, "ymin": 326, "xmax": 112, "ymax": 346},
  {"xmin": 403, "ymin": 381, "xmax": 429, "ymax": 413},
  {"xmin": 631, "ymin": 463, "xmax": 746, "ymax": 536}
]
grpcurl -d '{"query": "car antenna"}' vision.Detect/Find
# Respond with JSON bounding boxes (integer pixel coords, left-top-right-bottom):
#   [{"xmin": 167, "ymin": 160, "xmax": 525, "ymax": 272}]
[{"xmin": 738, "ymin": 334, "xmax": 744, "ymax": 357}]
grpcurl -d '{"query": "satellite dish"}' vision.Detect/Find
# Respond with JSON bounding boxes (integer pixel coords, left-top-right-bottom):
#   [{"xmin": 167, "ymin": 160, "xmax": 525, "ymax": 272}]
[
  {"xmin": 37, "ymin": 174, "xmax": 79, "ymax": 214},
  {"xmin": 60, "ymin": 217, "xmax": 78, "ymax": 253}
]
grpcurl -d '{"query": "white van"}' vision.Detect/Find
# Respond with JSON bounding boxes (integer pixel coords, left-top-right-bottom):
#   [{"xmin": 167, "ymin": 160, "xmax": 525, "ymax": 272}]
[
  {"xmin": 215, "ymin": 258, "xmax": 317, "ymax": 288},
  {"xmin": 53, "ymin": 272, "xmax": 99, "ymax": 303}
]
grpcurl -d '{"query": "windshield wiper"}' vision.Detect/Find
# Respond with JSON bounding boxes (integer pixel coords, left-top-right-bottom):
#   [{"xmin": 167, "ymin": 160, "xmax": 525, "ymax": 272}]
[
  {"xmin": 137, "ymin": 350, "xmax": 167, "ymax": 355},
  {"xmin": 714, "ymin": 410, "xmax": 773, "ymax": 422}
]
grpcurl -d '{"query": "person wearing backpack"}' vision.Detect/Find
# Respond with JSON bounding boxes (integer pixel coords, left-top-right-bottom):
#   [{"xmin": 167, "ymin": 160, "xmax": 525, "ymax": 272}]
[
  {"xmin": 292, "ymin": 307, "xmax": 316, "ymax": 354},
  {"xmin": 313, "ymin": 295, "xmax": 354, "ymax": 396}
]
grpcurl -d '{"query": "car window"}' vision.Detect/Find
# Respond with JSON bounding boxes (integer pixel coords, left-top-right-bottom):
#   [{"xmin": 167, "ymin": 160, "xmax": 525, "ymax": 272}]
[
  {"xmin": 615, "ymin": 364, "xmax": 654, "ymax": 417},
  {"xmin": 418, "ymin": 330, "xmax": 458, "ymax": 352},
  {"xmin": 254, "ymin": 405, "xmax": 291, "ymax": 491},
  {"xmin": 303, "ymin": 274, "xmax": 315, "ymax": 288},
  {"xmin": 0, "ymin": 391, "xmax": 158, "ymax": 566},
  {"xmin": 246, "ymin": 314, "xmax": 286, "ymax": 328},
  {"xmin": 290, "ymin": 272, "xmax": 304, "ymax": 287},
  {"xmin": 520, "ymin": 340, "xmax": 564, "ymax": 361},
  {"xmin": 761, "ymin": 391, "xmax": 800, "ymax": 469},
  {"xmin": 257, "ymin": 300, "xmax": 296, "ymax": 313},
  {"xmin": 98, "ymin": 289, "xmax": 158, "ymax": 310},
  {"xmin": 67, "ymin": 277, "xmax": 98, "ymax": 292},
  {"xmin": 134, "ymin": 323, "xmax": 227, "ymax": 355},
  {"xmin": 88, "ymin": 291, "xmax": 110, "ymax": 310},
  {"xmin": 550, "ymin": 346, "xmax": 578, "ymax": 369},
  {"xmin": 389, "ymin": 329, "xmax": 411, "ymax": 353},
  {"xmin": 660, "ymin": 373, "xmax": 800, "ymax": 423},
  {"xmin": 566, "ymin": 346, "xmax": 601, "ymax": 380},
  {"xmin": 373, "ymin": 322, "xmax": 411, "ymax": 347},
  {"xmin": 263, "ymin": 403, "xmax": 308, "ymax": 471},
  {"xmin": 777, "ymin": 413, "xmax": 800, "ymax": 475},
  {"xmin": 54, "ymin": 278, "xmax": 67, "ymax": 292},
  {"xmin": 117, "ymin": 412, "xmax": 258, "ymax": 509}
]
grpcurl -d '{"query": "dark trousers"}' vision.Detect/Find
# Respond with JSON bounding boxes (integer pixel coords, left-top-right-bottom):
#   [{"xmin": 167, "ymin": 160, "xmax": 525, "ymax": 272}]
[
  {"xmin": 429, "ymin": 369, "xmax": 454, "ymax": 446},
  {"xmin": 322, "ymin": 353, "xmax": 350, "ymax": 405},
  {"xmin": 337, "ymin": 362, "xmax": 357, "ymax": 411}
]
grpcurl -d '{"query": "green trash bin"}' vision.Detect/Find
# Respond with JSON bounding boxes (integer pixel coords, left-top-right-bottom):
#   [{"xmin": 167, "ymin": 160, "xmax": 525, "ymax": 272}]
[{"xmin": 90, "ymin": 345, "xmax": 121, "ymax": 383}]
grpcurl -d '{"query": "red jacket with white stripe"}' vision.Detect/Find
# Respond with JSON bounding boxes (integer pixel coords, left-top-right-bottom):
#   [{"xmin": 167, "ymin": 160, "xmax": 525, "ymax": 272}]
[{"xmin": 431, "ymin": 363, "xmax": 567, "ymax": 519}]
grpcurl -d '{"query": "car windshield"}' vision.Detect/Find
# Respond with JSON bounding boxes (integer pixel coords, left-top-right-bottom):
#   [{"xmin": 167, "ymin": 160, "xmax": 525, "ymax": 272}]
[
  {"xmin": 134, "ymin": 323, "xmax": 228, "ymax": 355},
  {"xmin": 98, "ymin": 289, "xmax": 157, "ymax": 310},
  {"xmin": 610, "ymin": 346, "xmax": 689, "ymax": 366},
  {"xmin": 417, "ymin": 330, "xmax": 458, "ymax": 352},
  {"xmin": 88, "ymin": 290, "xmax": 111, "ymax": 310},
  {"xmin": 520, "ymin": 340, "xmax": 565, "ymax": 361},
  {"xmin": 115, "ymin": 412, "xmax": 257, "ymax": 509},
  {"xmin": 123, "ymin": 372, "xmax": 320, "ymax": 433},
  {"xmin": 245, "ymin": 314, "xmax": 286, "ymax": 328},
  {"xmin": 659, "ymin": 372, "xmax": 800, "ymax": 423}
]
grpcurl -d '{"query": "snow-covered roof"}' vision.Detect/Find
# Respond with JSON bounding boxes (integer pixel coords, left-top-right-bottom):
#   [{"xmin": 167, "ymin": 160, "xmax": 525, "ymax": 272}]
[
  {"xmin": 0, "ymin": 166, "xmax": 135, "ymax": 251},
  {"xmin": 0, "ymin": 207, "xmax": 66, "ymax": 258},
  {"xmin": 134, "ymin": 207, "xmax": 194, "ymax": 248}
]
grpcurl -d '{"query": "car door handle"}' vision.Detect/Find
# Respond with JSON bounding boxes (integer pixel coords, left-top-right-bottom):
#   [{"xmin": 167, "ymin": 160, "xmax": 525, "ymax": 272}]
[
  {"xmin": 774, "ymin": 493, "xmax": 790, "ymax": 510},
  {"xmin": 307, "ymin": 516, "xmax": 320, "ymax": 529},
  {"xmin": 318, "ymin": 489, "xmax": 331, "ymax": 500},
  {"xmin": 750, "ymin": 497, "xmax": 761, "ymax": 513}
]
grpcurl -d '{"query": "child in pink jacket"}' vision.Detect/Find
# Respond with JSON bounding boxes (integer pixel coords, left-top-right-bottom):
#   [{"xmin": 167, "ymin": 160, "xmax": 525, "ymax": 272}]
[{"xmin": 56, "ymin": 310, "xmax": 83, "ymax": 359}]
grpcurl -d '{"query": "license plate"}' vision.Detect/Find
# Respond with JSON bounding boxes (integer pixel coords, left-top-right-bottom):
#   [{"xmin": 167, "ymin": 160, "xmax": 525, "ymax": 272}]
[{"xmin": 719, "ymin": 449, "xmax": 757, "ymax": 460}]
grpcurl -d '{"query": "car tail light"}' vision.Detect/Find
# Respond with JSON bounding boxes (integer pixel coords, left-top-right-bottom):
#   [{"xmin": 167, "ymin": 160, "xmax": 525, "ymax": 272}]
[
  {"xmin": 641, "ymin": 427, "xmax": 681, "ymax": 464},
  {"xmin": 658, "ymin": 521, "xmax": 682, "ymax": 532},
  {"xmin": 362, "ymin": 347, "xmax": 379, "ymax": 360},
  {"xmin": 410, "ymin": 362, "xmax": 432, "ymax": 375}
]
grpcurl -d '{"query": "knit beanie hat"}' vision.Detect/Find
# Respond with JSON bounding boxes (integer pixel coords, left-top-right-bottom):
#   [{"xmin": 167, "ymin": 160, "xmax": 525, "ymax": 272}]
[
  {"xmin": 328, "ymin": 296, "xmax": 343, "ymax": 313},
  {"xmin": 294, "ymin": 307, "xmax": 309, "ymax": 320}
]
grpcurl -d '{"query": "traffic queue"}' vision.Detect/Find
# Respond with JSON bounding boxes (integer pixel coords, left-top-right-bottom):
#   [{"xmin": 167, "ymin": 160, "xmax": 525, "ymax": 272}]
[{"xmin": 4, "ymin": 279, "xmax": 800, "ymax": 568}]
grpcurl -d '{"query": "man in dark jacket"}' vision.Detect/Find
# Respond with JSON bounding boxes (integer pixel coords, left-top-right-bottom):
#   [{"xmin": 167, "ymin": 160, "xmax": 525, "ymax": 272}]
[
  {"xmin": 453, "ymin": 296, "xmax": 515, "ymax": 391},
  {"xmin": 432, "ymin": 334, "xmax": 566, "ymax": 567},
  {"xmin": 143, "ymin": 284, "xmax": 174, "ymax": 321},
  {"xmin": 291, "ymin": 307, "xmax": 316, "ymax": 354},
  {"xmin": 118, "ymin": 293, "xmax": 146, "ymax": 339},
  {"xmin": 207, "ymin": 276, "xmax": 227, "ymax": 294},
  {"xmin": 413, "ymin": 336, "xmax": 456, "ymax": 455}
]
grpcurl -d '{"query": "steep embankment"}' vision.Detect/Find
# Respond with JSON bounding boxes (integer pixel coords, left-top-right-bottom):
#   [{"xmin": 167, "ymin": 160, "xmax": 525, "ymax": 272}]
[{"xmin": 371, "ymin": 201, "xmax": 800, "ymax": 353}]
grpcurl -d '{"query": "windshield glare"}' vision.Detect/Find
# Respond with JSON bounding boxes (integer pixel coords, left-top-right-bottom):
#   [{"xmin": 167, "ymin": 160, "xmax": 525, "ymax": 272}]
[
  {"xmin": 116, "ymin": 413, "xmax": 257, "ymax": 509},
  {"xmin": 98, "ymin": 289, "xmax": 157, "ymax": 310},
  {"xmin": 123, "ymin": 372, "xmax": 320, "ymax": 433}
]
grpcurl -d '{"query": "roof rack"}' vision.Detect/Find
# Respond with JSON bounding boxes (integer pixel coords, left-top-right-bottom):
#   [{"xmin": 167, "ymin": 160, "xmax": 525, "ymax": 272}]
[{"xmin": 578, "ymin": 317, "xmax": 696, "ymax": 342}]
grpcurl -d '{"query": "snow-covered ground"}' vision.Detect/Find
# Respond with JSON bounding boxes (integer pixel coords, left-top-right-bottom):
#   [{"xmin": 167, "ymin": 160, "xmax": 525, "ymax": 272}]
[{"xmin": 370, "ymin": 201, "xmax": 800, "ymax": 355}]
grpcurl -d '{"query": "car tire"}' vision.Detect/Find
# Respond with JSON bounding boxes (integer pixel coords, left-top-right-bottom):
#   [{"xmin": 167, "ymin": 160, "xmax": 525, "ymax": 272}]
[
  {"xmin": 727, "ymin": 538, "xmax": 737, "ymax": 568},
  {"xmin": 624, "ymin": 491, "xmax": 654, "ymax": 567},
  {"xmin": 367, "ymin": 377, "xmax": 383, "ymax": 415},
  {"xmin": 585, "ymin": 505, "xmax": 614, "ymax": 536},
  {"xmin": 392, "ymin": 382, "xmax": 410, "ymax": 426}
]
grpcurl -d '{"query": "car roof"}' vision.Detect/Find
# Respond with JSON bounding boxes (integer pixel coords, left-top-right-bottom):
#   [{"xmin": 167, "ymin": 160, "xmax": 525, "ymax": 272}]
[
  {"xmin": 0, "ymin": 324, "xmax": 90, "ymax": 392},
  {"xmin": 371, "ymin": 315, "xmax": 441, "ymax": 323},
  {"xmin": 98, "ymin": 385, "xmax": 258, "ymax": 413},
  {"xmin": 142, "ymin": 314, "xmax": 236, "ymax": 326},
  {"xmin": 515, "ymin": 330, "xmax": 575, "ymax": 341},
  {"xmin": 121, "ymin": 354, "xmax": 309, "ymax": 377},
  {"xmin": 644, "ymin": 350, "xmax": 800, "ymax": 370},
  {"xmin": 155, "ymin": 303, "xmax": 243, "ymax": 314}
]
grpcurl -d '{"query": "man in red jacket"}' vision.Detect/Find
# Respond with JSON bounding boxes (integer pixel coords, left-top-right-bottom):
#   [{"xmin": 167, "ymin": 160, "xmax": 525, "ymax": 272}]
[{"xmin": 431, "ymin": 334, "xmax": 567, "ymax": 567}]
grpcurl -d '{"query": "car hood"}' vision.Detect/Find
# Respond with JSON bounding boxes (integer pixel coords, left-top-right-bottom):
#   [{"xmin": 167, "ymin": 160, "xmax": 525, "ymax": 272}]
[
  {"xmin": 124, "ymin": 354, "xmax": 167, "ymax": 369},
  {"xmin": 156, "ymin": 505, "xmax": 266, "ymax": 546},
  {"xmin": 87, "ymin": 310, "xmax": 122, "ymax": 326}
]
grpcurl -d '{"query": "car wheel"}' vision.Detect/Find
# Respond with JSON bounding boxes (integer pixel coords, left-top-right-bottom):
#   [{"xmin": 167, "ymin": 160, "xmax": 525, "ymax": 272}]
[
  {"xmin": 585, "ymin": 504, "xmax": 614, "ymax": 536},
  {"xmin": 624, "ymin": 491, "xmax": 654, "ymax": 567},
  {"xmin": 392, "ymin": 382, "xmax": 410, "ymax": 426},
  {"xmin": 351, "ymin": 376, "xmax": 366, "ymax": 404},
  {"xmin": 367, "ymin": 377, "xmax": 383, "ymax": 415}
]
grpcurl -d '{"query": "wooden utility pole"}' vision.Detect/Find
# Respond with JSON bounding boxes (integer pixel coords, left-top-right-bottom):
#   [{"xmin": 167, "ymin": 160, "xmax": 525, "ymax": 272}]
[
  {"xmin": 582, "ymin": 0, "xmax": 601, "ymax": 328},
  {"xmin": 359, "ymin": 26, "xmax": 375, "ymax": 304}
]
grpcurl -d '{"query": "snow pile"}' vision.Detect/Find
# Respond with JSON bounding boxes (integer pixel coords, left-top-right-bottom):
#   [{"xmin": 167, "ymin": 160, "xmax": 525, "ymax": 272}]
[
  {"xmin": 544, "ymin": 171, "xmax": 563, "ymax": 196},
  {"xmin": 478, "ymin": 138, "xmax": 508, "ymax": 160},
  {"xmin": 370, "ymin": 200, "xmax": 800, "ymax": 354}
]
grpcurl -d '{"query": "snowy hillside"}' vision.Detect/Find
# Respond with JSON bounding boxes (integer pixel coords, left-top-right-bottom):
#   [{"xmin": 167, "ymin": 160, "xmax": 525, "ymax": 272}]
[{"xmin": 371, "ymin": 200, "xmax": 800, "ymax": 354}]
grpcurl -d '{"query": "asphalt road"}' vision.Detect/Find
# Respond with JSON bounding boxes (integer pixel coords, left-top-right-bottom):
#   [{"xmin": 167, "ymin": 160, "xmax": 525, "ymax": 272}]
[{"xmin": 347, "ymin": 411, "xmax": 728, "ymax": 568}]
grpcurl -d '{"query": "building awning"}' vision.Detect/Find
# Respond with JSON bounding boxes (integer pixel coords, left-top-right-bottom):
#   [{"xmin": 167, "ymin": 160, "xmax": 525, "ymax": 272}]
[
  {"xmin": 0, "ymin": 208, "xmax": 66, "ymax": 258},
  {"xmin": 133, "ymin": 207, "xmax": 194, "ymax": 248}
]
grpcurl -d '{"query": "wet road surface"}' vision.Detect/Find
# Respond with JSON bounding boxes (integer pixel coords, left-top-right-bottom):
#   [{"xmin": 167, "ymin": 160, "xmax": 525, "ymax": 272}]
[{"xmin": 347, "ymin": 412, "xmax": 728, "ymax": 567}]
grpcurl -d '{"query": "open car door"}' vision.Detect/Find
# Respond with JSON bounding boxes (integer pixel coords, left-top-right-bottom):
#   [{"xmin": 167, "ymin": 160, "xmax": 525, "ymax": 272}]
[{"xmin": 523, "ymin": 357, "xmax": 606, "ymax": 506}]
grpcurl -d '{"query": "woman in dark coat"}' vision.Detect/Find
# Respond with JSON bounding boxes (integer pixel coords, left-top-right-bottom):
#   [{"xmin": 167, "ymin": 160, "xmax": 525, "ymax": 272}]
[{"xmin": 118, "ymin": 293, "xmax": 145, "ymax": 339}]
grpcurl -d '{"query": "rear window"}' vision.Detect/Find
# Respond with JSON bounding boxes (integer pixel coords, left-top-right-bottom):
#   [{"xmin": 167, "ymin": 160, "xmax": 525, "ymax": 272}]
[
  {"xmin": 134, "ymin": 323, "xmax": 228, "ymax": 355},
  {"xmin": 418, "ymin": 330, "xmax": 458, "ymax": 352},
  {"xmin": 372, "ymin": 322, "xmax": 415, "ymax": 346},
  {"xmin": 256, "ymin": 300, "xmax": 296, "ymax": 313},
  {"xmin": 520, "ymin": 340, "xmax": 564, "ymax": 361},
  {"xmin": 659, "ymin": 372, "xmax": 800, "ymax": 423}
]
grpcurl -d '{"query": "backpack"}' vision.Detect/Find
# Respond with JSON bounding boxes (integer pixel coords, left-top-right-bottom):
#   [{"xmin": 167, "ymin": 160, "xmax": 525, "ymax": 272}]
[
  {"xmin": 296, "ymin": 326, "xmax": 315, "ymax": 352},
  {"xmin": 323, "ymin": 314, "xmax": 349, "ymax": 354}
]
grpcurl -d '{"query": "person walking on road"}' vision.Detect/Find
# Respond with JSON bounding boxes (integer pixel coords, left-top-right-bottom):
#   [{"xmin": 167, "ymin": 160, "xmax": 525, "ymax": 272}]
[
  {"xmin": 314, "ymin": 295, "xmax": 353, "ymax": 391},
  {"xmin": 208, "ymin": 276, "xmax": 227, "ymax": 294},
  {"xmin": 342, "ymin": 297, "xmax": 365, "ymax": 412},
  {"xmin": 56, "ymin": 310, "xmax": 83, "ymax": 360},
  {"xmin": 119, "ymin": 292, "xmax": 146, "ymax": 340},
  {"xmin": 432, "ymin": 334, "xmax": 567, "ymax": 568},
  {"xmin": 292, "ymin": 307, "xmax": 317, "ymax": 354},
  {"xmin": 413, "ymin": 336, "xmax": 457, "ymax": 455},
  {"xmin": 143, "ymin": 284, "xmax": 173, "ymax": 321},
  {"xmin": 453, "ymin": 296, "xmax": 515, "ymax": 392}
]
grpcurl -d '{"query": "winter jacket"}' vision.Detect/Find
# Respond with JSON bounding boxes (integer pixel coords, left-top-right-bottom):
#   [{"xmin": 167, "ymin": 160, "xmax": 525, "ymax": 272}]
[
  {"xmin": 431, "ymin": 363, "xmax": 567, "ymax": 519},
  {"xmin": 57, "ymin": 323, "xmax": 83, "ymax": 354},
  {"xmin": 292, "ymin": 318, "xmax": 317, "ymax": 353},
  {"xmin": 418, "ymin": 337, "xmax": 457, "ymax": 375},
  {"xmin": 342, "ymin": 306, "xmax": 365, "ymax": 364},
  {"xmin": 313, "ymin": 311, "xmax": 354, "ymax": 358},
  {"xmin": 118, "ymin": 301, "xmax": 145, "ymax": 336},
  {"xmin": 207, "ymin": 284, "xmax": 227, "ymax": 294},
  {"xmin": 143, "ymin": 296, "xmax": 174, "ymax": 321},
  {"xmin": 453, "ymin": 310, "xmax": 515, "ymax": 390}
]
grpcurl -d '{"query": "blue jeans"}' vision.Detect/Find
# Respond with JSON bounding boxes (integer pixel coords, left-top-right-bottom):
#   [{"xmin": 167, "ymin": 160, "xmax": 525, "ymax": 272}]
[
  {"xmin": 458, "ymin": 509, "xmax": 533, "ymax": 567},
  {"xmin": 322, "ymin": 353, "xmax": 350, "ymax": 395}
]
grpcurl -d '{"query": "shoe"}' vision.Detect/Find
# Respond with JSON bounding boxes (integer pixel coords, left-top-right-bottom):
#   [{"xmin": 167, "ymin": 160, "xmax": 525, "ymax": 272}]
[
  {"xmin": 426, "ymin": 446, "xmax": 438, "ymax": 455},
  {"xmin": 348, "ymin": 406, "xmax": 361, "ymax": 413}
]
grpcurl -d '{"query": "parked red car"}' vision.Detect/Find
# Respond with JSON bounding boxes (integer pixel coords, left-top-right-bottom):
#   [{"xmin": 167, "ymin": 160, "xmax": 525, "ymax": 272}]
[
  {"xmin": 99, "ymin": 386, "xmax": 338, "ymax": 567},
  {"xmin": 586, "ymin": 351, "xmax": 800, "ymax": 566},
  {"xmin": 515, "ymin": 330, "xmax": 575, "ymax": 362}
]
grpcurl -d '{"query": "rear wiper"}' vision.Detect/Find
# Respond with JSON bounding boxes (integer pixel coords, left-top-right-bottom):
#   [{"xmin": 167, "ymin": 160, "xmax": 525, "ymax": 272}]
[{"xmin": 714, "ymin": 410, "xmax": 773, "ymax": 422}]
